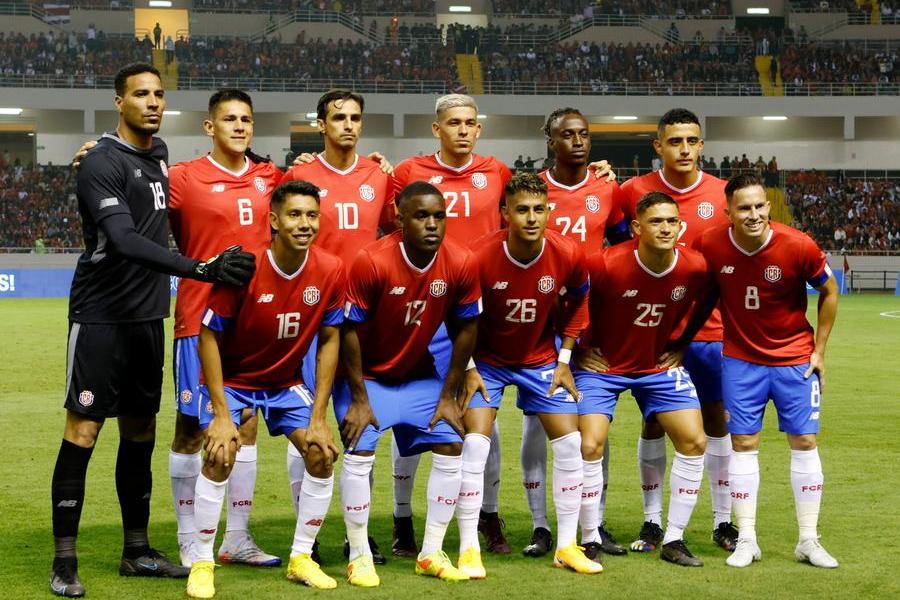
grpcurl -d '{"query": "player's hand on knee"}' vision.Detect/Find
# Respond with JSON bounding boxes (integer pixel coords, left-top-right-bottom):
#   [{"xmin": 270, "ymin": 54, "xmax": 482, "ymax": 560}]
[
  {"xmin": 460, "ymin": 367, "xmax": 488, "ymax": 413},
  {"xmin": 366, "ymin": 151, "xmax": 395, "ymax": 175},
  {"xmin": 575, "ymin": 347, "xmax": 609, "ymax": 373},
  {"xmin": 340, "ymin": 401, "xmax": 379, "ymax": 453},
  {"xmin": 302, "ymin": 418, "xmax": 340, "ymax": 469},
  {"xmin": 589, "ymin": 159, "xmax": 616, "ymax": 182},
  {"xmin": 72, "ymin": 139, "xmax": 98, "ymax": 171},
  {"xmin": 292, "ymin": 152, "xmax": 317, "ymax": 166},
  {"xmin": 804, "ymin": 351, "xmax": 825, "ymax": 391},
  {"xmin": 656, "ymin": 348, "xmax": 684, "ymax": 370},
  {"xmin": 548, "ymin": 362, "xmax": 581, "ymax": 401},
  {"xmin": 430, "ymin": 394, "xmax": 465, "ymax": 438},
  {"xmin": 205, "ymin": 416, "xmax": 241, "ymax": 469},
  {"xmin": 194, "ymin": 245, "xmax": 257, "ymax": 286}
]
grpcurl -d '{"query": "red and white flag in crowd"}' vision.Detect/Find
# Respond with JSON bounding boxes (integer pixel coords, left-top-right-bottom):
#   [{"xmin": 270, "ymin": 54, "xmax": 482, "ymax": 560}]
[{"xmin": 42, "ymin": 4, "xmax": 71, "ymax": 24}]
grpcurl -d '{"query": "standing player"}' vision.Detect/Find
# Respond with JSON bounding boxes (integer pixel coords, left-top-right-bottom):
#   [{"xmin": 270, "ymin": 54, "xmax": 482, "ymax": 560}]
[
  {"xmin": 456, "ymin": 173, "xmax": 599, "ymax": 578},
  {"xmin": 520, "ymin": 107, "xmax": 630, "ymax": 558},
  {"xmin": 50, "ymin": 63, "xmax": 255, "ymax": 598},
  {"xmin": 334, "ymin": 182, "xmax": 482, "ymax": 586},
  {"xmin": 620, "ymin": 109, "xmax": 737, "ymax": 553},
  {"xmin": 186, "ymin": 180, "xmax": 345, "ymax": 598},
  {"xmin": 575, "ymin": 192, "xmax": 712, "ymax": 567},
  {"xmin": 692, "ymin": 174, "xmax": 838, "ymax": 569}
]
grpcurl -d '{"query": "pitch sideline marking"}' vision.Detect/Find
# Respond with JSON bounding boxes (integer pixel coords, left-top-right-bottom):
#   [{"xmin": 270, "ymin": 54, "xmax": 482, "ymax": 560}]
[{"xmin": 878, "ymin": 310, "xmax": 900, "ymax": 319}]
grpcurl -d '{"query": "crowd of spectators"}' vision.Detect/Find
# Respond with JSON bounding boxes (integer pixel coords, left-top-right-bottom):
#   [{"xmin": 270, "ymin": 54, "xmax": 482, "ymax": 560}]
[
  {"xmin": 787, "ymin": 171, "xmax": 900, "ymax": 252},
  {"xmin": 491, "ymin": 0, "xmax": 729, "ymax": 17},
  {"xmin": 780, "ymin": 42, "xmax": 898, "ymax": 87},
  {"xmin": 0, "ymin": 162, "xmax": 80, "ymax": 250}
]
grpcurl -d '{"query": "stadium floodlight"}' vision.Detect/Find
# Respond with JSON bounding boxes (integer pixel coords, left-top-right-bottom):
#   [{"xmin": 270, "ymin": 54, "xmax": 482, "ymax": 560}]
[
  {"xmin": 0, "ymin": 108, "xmax": 23, "ymax": 115},
  {"xmin": 449, "ymin": 5, "xmax": 472, "ymax": 12},
  {"xmin": 163, "ymin": 110, "xmax": 181, "ymax": 115},
  {"xmin": 762, "ymin": 115, "xmax": 788, "ymax": 121},
  {"xmin": 305, "ymin": 112, "xmax": 317, "ymax": 119},
  {"xmin": 149, "ymin": 0, "xmax": 173, "ymax": 6},
  {"xmin": 613, "ymin": 115, "xmax": 638, "ymax": 120},
  {"xmin": 746, "ymin": 7, "xmax": 770, "ymax": 14}
]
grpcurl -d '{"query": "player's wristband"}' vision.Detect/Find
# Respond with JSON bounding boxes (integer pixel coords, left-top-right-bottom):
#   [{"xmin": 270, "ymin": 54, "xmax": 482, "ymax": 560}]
[
  {"xmin": 467, "ymin": 358, "xmax": 476, "ymax": 370},
  {"xmin": 558, "ymin": 348, "xmax": 572, "ymax": 365}
]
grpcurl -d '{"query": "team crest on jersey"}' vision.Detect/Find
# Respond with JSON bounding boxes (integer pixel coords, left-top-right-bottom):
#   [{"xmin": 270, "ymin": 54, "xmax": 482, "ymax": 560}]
[
  {"xmin": 303, "ymin": 286, "xmax": 320, "ymax": 306},
  {"xmin": 78, "ymin": 390, "xmax": 94, "ymax": 407},
  {"xmin": 697, "ymin": 201, "xmax": 715, "ymax": 219},
  {"xmin": 254, "ymin": 176, "xmax": 267, "ymax": 194},
  {"xmin": 671, "ymin": 285, "xmax": 687, "ymax": 301},
  {"xmin": 180, "ymin": 390, "xmax": 192, "ymax": 405},
  {"xmin": 159, "ymin": 160, "xmax": 168, "ymax": 178},
  {"xmin": 319, "ymin": 188, "xmax": 328, "ymax": 198},
  {"xmin": 359, "ymin": 184, "xmax": 376, "ymax": 202},
  {"xmin": 538, "ymin": 275, "xmax": 555, "ymax": 294},
  {"xmin": 764, "ymin": 265, "xmax": 782, "ymax": 283},
  {"xmin": 428, "ymin": 175, "xmax": 443, "ymax": 185},
  {"xmin": 471, "ymin": 172, "xmax": 488, "ymax": 189},
  {"xmin": 430, "ymin": 279, "xmax": 448, "ymax": 297},
  {"xmin": 585, "ymin": 195, "xmax": 601, "ymax": 213}
]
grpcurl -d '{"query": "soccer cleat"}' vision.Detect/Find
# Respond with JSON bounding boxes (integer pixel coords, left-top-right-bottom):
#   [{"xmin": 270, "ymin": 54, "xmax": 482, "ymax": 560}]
[
  {"xmin": 478, "ymin": 511, "xmax": 511, "ymax": 554},
  {"xmin": 630, "ymin": 521, "xmax": 664, "ymax": 552},
  {"xmin": 726, "ymin": 538, "xmax": 762, "ymax": 568},
  {"xmin": 311, "ymin": 540, "xmax": 322, "ymax": 565},
  {"xmin": 582, "ymin": 542, "xmax": 603, "ymax": 564},
  {"xmin": 185, "ymin": 561, "xmax": 215, "ymax": 599},
  {"xmin": 347, "ymin": 555, "xmax": 380, "ymax": 587},
  {"xmin": 660, "ymin": 540, "xmax": 704, "ymax": 567},
  {"xmin": 415, "ymin": 550, "xmax": 470, "ymax": 581},
  {"xmin": 713, "ymin": 521, "xmax": 739, "ymax": 552},
  {"xmin": 217, "ymin": 534, "xmax": 282, "ymax": 567},
  {"xmin": 598, "ymin": 523, "xmax": 627, "ymax": 555},
  {"xmin": 523, "ymin": 527, "xmax": 553, "ymax": 557},
  {"xmin": 50, "ymin": 559, "xmax": 85, "ymax": 598},
  {"xmin": 458, "ymin": 546, "xmax": 487, "ymax": 579},
  {"xmin": 553, "ymin": 543, "xmax": 603, "ymax": 574},
  {"xmin": 344, "ymin": 536, "xmax": 386, "ymax": 565},
  {"xmin": 179, "ymin": 540, "xmax": 196, "ymax": 567},
  {"xmin": 392, "ymin": 515, "xmax": 418, "ymax": 558},
  {"xmin": 795, "ymin": 537, "xmax": 839, "ymax": 568},
  {"xmin": 286, "ymin": 553, "xmax": 337, "ymax": 589},
  {"xmin": 119, "ymin": 547, "xmax": 191, "ymax": 577}
]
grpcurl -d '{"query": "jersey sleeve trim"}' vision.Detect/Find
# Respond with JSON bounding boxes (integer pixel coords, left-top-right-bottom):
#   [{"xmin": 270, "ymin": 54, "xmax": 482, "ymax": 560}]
[
  {"xmin": 454, "ymin": 297, "xmax": 483, "ymax": 319},
  {"xmin": 567, "ymin": 277, "xmax": 590, "ymax": 297},
  {"xmin": 808, "ymin": 264, "xmax": 832, "ymax": 288},
  {"xmin": 201, "ymin": 307, "xmax": 231, "ymax": 332},
  {"xmin": 322, "ymin": 307, "xmax": 344, "ymax": 326}
]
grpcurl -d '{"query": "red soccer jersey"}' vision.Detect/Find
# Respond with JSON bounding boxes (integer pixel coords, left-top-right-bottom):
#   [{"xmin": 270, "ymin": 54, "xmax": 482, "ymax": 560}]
[
  {"xmin": 620, "ymin": 169, "xmax": 729, "ymax": 341},
  {"xmin": 695, "ymin": 222, "xmax": 831, "ymax": 366},
  {"xmin": 392, "ymin": 153, "xmax": 512, "ymax": 246},
  {"xmin": 201, "ymin": 247, "xmax": 345, "ymax": 390},
  {"xmin": 281, "ymin": 154, "xmax": 394, "ymax": 267},
  {"xmin": 473, "ymin": 229, "xmax": 589, "ymax": 368},
  {"xmin": 345, "ymin": 231, "xmax": 482, "ymax": 380},
  {"xmin": 169, "ymin": 155, "xmax": 283, "ymax": 338},
  {"xmin": 539, "ymin": 168, "xmax": 625, "ymax": 253},
  {"xmin": 583, "ymin": 243, "xmax": 712, "ymax": 375}
]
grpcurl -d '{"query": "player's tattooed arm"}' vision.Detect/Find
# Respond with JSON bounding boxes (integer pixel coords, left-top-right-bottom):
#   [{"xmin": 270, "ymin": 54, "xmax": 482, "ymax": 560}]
[
  {"xmin": 432, "ymin": 317, "xmax": 479, "ymax": 436},
  {"xmin": 338, "ymin": 322, "xmax": 379, "ymax": 452},
  {"xmin": 198, "ymin": 325, "xmax": 241, "ymax": 471},
  {"xmin": 575, "ymin": 347, "xmax": 609, "ymax": 373},
  {"xmin": 589, "ymin": 160, "xmax": 616, "ymax": 182},
  {"xmin": 71, "ymin": 139, "xmax": 98, "ymax": 171},
  {"xmin": 291, "ymin": 151, "xmax": 394, "ymax": 174},
  {"xmin": 547, "ymin": 337, "xmax": 581, "ymax": 400},
  {"xmin": 807, "ymin": 275, "xmax": 839, "ymax": 391},
  {"xmin": 302, "ymin": 324, "xmax": 341, "ymax": 467}
]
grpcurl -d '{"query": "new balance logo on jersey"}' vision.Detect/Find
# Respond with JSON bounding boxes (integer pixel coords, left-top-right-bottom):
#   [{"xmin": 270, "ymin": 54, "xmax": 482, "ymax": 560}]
[
  {"xmin": 389, "ymin": 286, "xmax": 406, "ymax": 295},
  {"xmin": 133, "ymin": 169, "xmax": 142, "ymax": 178},
  {"xmin": 492, "ymin": 281, "xmax": 508, "ymax": 290},
  {"xmin": 721, "ymin": 266, "xmax": 735, "ymax": 274},
  {"xmin": 257, "ymin": 293, "xmax": 274, "ymax": 303},
  {"xmin": 622, "ymin": 289, "xmax": 638, "ymax": 297},
  {"xmin": 211, "ymin": 183, "xmax": 225, "ymax": 193},
  {"xmin": 428, "ymin": 175, "xmax": 443, "ymax": 185}
]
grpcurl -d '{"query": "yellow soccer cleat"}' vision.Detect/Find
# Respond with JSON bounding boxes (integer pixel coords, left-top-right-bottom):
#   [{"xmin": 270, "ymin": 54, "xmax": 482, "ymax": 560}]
[
  {"xmin": 457, "ymin": 547, "xmax": 486, "ymax": 579},
  {"xmin": 185, "ymin": 561, "xmax": 216, "ymax": 599},
  {"xmin": 415, "ymin": 550, "xmax": 471, "ymax": 582},
  {"xmin": 286, "ymin": 554, "xmax": 337, "ymax": 590},
  {"xmin": 553, "ymin": 543, "xmax": 604, "ymax": 575},
  {"xmin": 347, "ymin": 555, "xmax": 380, "ymax": 588}
]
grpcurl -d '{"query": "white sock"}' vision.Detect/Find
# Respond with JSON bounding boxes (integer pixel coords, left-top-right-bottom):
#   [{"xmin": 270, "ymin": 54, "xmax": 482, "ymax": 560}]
[
  {"xmin": 292, "ymin": 471, "xmax": 333, "ymax": 555},
  {"xmin": 224, "ymin": 444, "xmax": 256, "ymax": 545},
  {"xmin": 729, "ymin": 450, "xmax": 760, "ymax": 542},
  {"xmin": 287, "ymin": 443, "xmax": 305, "ymax": 517},
  {"xmin": 169, "ymin": 450, "xmax": 201, "ymax": 546},
  {"xmin": 663, "ymin": 452, "xmax": 704, "ymax": 545},
  {"xmin": 579, "ymin": 458, "xmax": 603, "ymax": 544},
  {"xmin": 638, "ymin": 436, "xmax": 666, "ymax": 524},
  {"xmin": 550, "ymin": 432, "xmax": 583, "ymax": 549},
  {"xmin": 341, "ymin": 454, "xmax": 374, "ymax": 560},
  {"xmin": 482, "ymin": 422, "xmax": 501, "ymax": 514},
  {"xmin": 457, "ymin": 434, "xmax": 490, "ymax": 552},
  {"xmin": 705, "ymin": 434, "xmax": 733, "ymax": 528},
  {"xmin": 193, "ymin": 474, "xmax": 227, "ymax": 562},
  {"xmin": 521, "ymin": 414, "xmax": 549, "ymax": 530},
  {"xmin": 420, "ymin": 453, "xmax": 462, "ymax": 557},
  {"xmin": 790, "ymin": 448, "xmax": 823, "ymax": 541},
  {"xmin": 392, "ymin": 436, "xmax": 421, "ymax": 518},
  {"xmin": 599, "ymin": 442, "xmax": 610, "ymax": 524}
]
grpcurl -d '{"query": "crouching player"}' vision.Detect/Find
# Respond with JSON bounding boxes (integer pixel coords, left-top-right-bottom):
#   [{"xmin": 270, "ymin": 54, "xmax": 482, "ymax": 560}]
[
  {"xmin": 457, "ymin": 172, "xmax": 598, "ymax": 577},
  {"xmin": 692, "ymin": 174, "xmax": 839, "ymax": 568},
  {"xmin": 335, "ymin": 181, "xmax": 482, "ymax": 586},
  {"xmin": 575, "ymin": 192, "xmax": 711, "ymax": 567},
  {"xmin": 187, "ymin": 180, "xmax": 345, "ymax": 597}
]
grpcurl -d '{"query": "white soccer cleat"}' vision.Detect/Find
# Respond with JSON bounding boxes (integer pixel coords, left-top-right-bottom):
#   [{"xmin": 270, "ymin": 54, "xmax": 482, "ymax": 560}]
[
  {"xmin": 726, "ymin": 538, "xmax": 761, "ymax": 568},
  {"xmin": 795, "ymin": 537, "xmax": 838, "ymax": 568},
  {"xmin": 218, "ymin": 535, "xmax": 282, "ymax": 567}
]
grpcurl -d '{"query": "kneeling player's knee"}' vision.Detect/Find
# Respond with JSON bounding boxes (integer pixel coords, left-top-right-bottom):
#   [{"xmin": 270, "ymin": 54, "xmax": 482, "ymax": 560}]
[
  {"xmin": 581, "ymin": 437, "xmax": 605, "ymax": 462},
  {"xmin": 788, "ymin": 434, "xmax": 817, "ymax": 451},
  {"xmin": 202, "ymin": 456, "xmax": 233, "ymax": 482},
  {"xmin": 731, "ymin": 434, "xmax": 759, "ymax": 452},
  {"xmin": 675, "ymin": 434, "xmax": 706, "ymax": 457},
  {"xmin": 304, "ymin": 446, "xmax": 332, "ymax": 478}
]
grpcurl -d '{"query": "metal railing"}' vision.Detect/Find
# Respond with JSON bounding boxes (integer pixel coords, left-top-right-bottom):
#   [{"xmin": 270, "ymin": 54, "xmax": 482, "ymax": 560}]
[
  {"xmin": 848, "ymin": 270, "xmax": 899, "ymax": 290},
  {"xmin": 192, "ymin": 2, "xmax": 433, "ymax": 16}
]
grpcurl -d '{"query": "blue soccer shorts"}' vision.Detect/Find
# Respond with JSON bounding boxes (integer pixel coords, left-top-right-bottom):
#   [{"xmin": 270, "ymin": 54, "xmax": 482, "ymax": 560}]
[
  {"xmin": 198, "ymin": 384, "xmax": 313, "ymax": 437},
  {"xmin": 682, "ymin": 341, "xmax": 724, "ymax": 404},
  {"xmin": 332, "ymin": 376, "xmax": 461, "ymax": 457},
  {"xmin": 174, "ymin": 336, "xmax": 201, "ymax": 418},
  {"xmin": 576, "ymin": 367, "xmax": 700, "ymax": 421},
  {"xmin": 722, "ymin": 356, "xmax": 821, "ymax": 435},
  {"xmin": 470, "ymin": 361, "xmax": 578, "ymax": 415}
]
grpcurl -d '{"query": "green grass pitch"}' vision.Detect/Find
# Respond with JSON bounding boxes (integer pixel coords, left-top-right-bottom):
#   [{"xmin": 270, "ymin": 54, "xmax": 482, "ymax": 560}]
[{"xmin": 1, "ymin": 295, "xmax": 899, "ymax": 599}]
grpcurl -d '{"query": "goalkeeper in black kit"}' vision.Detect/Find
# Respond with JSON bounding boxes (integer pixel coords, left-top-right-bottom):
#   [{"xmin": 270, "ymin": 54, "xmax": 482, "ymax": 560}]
[{"xmin": 49, "ymin": 62, "xmax": 256, "ymax": 598}]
